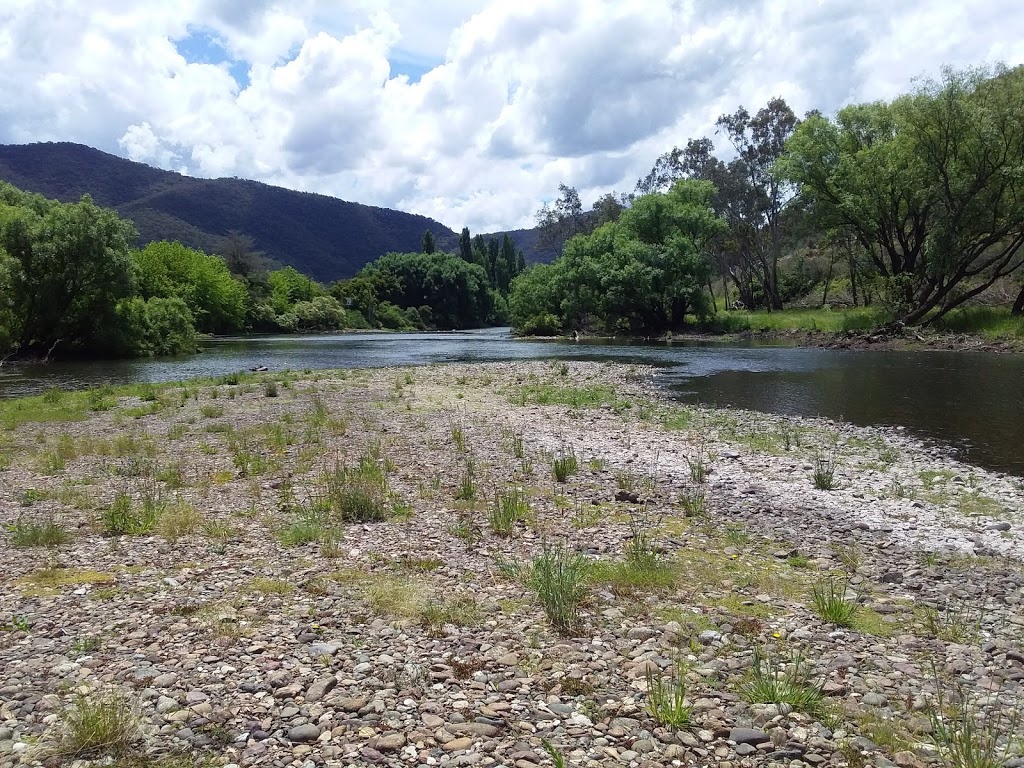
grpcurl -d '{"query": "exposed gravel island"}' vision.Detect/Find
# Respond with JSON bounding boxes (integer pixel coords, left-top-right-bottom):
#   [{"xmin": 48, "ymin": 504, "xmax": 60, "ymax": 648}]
[{"xmin": 1, "ymin": 362, "xmax": 1021, "ymax": 768}]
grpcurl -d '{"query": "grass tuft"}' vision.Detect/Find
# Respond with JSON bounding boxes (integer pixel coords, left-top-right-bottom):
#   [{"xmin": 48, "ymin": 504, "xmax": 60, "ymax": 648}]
[
  {"xmin": 8, "ymin": 516, "xmax": 72, "ymax": 547},
  {"xmin": 497, "ymin": 544, "xmax": 590, "ymax": 633},
  {"xmin": 810, "ymin": 574, "xmax": 857, "ymax": 627},
  {"xmin": 40, "ymin": 688, "xmax": 140, "ymax": 761},
  {"xmin": 739, "ymin": 645, "xmax": 824, "ymax": 716}
]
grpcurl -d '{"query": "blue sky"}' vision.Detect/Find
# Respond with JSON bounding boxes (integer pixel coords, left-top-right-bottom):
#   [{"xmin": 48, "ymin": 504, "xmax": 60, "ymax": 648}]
[{"xmin": 1, "ymin": 1, "xmax": 1023, "ymax": 232}]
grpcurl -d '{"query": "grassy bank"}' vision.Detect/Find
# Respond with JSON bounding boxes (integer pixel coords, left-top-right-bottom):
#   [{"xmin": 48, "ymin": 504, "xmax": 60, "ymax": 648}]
[
  {"xmin": 691, "ymin": 305, "xmax": 1024, "ymax": 343},
  {"xmin": 1, "ymin": 362, "xmax": 1022, "ymax": 767}
]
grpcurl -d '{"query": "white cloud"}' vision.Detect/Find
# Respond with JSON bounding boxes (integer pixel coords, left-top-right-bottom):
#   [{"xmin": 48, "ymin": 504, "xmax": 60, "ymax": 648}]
[{"xmin": 1, "ymin": 0, "xmax": 1023, "ymax": 233}]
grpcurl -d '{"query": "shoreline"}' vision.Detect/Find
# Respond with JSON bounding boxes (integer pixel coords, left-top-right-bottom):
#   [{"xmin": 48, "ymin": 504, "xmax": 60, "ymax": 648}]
[
  {"xmin": 1, "ymin": 361, "xmax": 1021, "ymax": 767},
  {"xmin": 538, "ymin": 328, "xmax": 1024, "ymax": 354}
]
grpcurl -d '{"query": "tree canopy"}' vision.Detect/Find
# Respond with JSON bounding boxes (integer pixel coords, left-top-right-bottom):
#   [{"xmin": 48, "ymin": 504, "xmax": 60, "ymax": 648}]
[
  {"xmin": 510, "ymin": 180, "xmax": 725, "ymax": 334},
  {"xmin": 780, "ymin": 65, "xmax": 1024, "ymax": 324}
]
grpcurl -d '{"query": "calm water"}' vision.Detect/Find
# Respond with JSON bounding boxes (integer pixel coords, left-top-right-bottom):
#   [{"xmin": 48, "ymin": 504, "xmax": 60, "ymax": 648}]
[{"xmin": 2, "ymin": 328, "xmax": 1022, "ymax": 476}]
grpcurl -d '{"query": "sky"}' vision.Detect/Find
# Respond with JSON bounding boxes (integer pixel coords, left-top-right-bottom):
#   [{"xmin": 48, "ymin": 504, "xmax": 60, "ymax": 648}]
[{"xmin": 1, "ymin": 1, "xmax": 1022, "ymax": 234}]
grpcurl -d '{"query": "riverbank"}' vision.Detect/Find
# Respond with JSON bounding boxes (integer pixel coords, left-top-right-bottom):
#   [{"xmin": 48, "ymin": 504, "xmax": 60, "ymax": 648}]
[{"xmin": 1, "ymin": 362, "xmax": 1022, "ymax": 768}]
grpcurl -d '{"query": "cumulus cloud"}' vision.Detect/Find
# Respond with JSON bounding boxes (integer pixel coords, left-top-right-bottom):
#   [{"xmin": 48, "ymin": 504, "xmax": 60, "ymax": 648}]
[{"xmin": 1, "ymin": 0, "xmax": 1023, "ymax": 232}]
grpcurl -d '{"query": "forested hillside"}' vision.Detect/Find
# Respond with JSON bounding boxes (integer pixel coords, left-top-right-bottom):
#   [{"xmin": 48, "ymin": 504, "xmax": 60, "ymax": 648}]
[{"xmin": 0, "ymin": 143, "xmax": 459, "ymax": 283}]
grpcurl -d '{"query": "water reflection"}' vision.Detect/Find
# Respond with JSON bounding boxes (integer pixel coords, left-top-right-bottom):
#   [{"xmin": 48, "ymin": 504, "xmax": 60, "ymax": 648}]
[{"xmin": 2, "ymin": 329, "xmax": 1022, "ymax": 476}]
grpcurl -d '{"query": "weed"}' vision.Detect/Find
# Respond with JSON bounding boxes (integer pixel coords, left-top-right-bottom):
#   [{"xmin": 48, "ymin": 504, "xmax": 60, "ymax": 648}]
[
  {"xmin": 8, "ymin": 517, "xmax": 72, "ymax": 547},
  {"xmin": 40, "ymin": 688, "xmax": 140, "ymax": 760},
  {"xmin": 419, "ymin": 595, "xmax": 484, "ymax": 634},
  {"xmin": 264, "ymin": 381, "xmax": 279, "ymax": 398},
  {"xmin": 199, "ymin": 405, "xmax": 224, "ymax": 418},
  {"xmin": 489, "ymin": 487, "xmax": 530, "ymax": 536},
  {"xmin": 156, "ymin": 499, "xmax": 202, "ymax": 541},
  {"xmin": 100, "ymin": 492, "xmax": 157, "ymax": 536},
  {"xmin": 686, "ymin": 440, "xmax": 710, "ymax": 483},
  {"xmin": 249, "ymin": 577, "xmax": 294, "ymax": 595},
  {"xmin": 552, "ymin": 447, "xmax": 579, "ymax": 482},
  {"xmin": 497, "ymin": 544, "xmax": 590, "ymax": 633},
  {"xmin": 812, "ymin": 448, "xmax": 839, "ymax": 490},
  {"xmin": 645, "ymin": 660, "xmax": 692, "ymax": 728},
  {"xmin": 927, "ymin": 670, "xmax": 1022, "ymax": 768},
  {"xmin": 739, "ymin": 645, "xmax": 824, "ymax": 716},
  {"xmin": 679, "ymin": 487, "xmax": 706, "ymax": 517},
  {"xmin": 810, "ymin": 574, "xmax": 857, "ymax": 627},
  {"xmin": 916, "ymin": 599, "xmax": 982, "ymax": 644},
  {"xmin": 787, "ymin": 555, "xmax": 812, "ymax": 569},
  {"xmin": 455, "ymin": 458, "xmax": 477, "ymax": 501},
  {"xmin": 833, "ymin": 544, "xmax": 863, "ymax": 571}
]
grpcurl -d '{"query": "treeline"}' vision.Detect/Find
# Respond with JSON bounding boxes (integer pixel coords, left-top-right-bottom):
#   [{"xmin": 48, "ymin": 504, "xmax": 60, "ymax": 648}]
[
  {"xmin": 330, "ymin": 229, "xmax": 526, "ymax": 330},
  {"xmin": 0, "ymin": 182, "xmax": 524, "ymax": 358},
  {"xmin": 511, "ymin": 64, "xmax": 1024, "ymax": 334}
]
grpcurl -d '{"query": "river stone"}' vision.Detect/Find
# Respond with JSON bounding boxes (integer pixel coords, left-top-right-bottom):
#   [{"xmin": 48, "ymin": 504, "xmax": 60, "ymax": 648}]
[
  {"xmin": 287, "ymin": 724, "xmax": 321, "ymax": 743},
  {"xmin": 304, "ymin": 677, "xmax": 336, "ymax": 702},
  {"xmin": 729, "ymin": 727, "xmax": 770, "ymax": 746},
  {"xmin": 373, "ymin": 733, "xmax": 406, "ymax": 751}
]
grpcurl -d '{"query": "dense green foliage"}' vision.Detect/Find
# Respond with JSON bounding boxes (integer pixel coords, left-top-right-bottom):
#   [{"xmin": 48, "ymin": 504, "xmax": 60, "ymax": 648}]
[
  {"xmin": 1, "ymin": 182, "xmax": 138, "ymax": 355},
  {"xmin": 780, "ymin": 65, "xmax": 1024, "ymax": 324},
  {"xmin": 513, "ymin": 64, "xmax": 1024, "ymax": 335},
  {"xmin": 510, "ymin": 180, "xmax": 725, "ymax": 334},
  {"xmin": 333, "ymin": 249, "xmax": 513, "ymax": 330},
  {"xmin": 0, "ymin": 181, "xmax": 359, "ymax": 358}
]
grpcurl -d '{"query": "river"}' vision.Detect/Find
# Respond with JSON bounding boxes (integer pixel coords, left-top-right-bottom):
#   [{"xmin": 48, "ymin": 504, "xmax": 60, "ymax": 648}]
[{"xmin": 1, "ymin": 328, "xmax": 1022, "ymax": 476}]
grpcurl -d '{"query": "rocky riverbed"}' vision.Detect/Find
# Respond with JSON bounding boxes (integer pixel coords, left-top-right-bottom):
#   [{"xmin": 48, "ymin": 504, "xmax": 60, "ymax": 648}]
[{"xmin": 0, "ymin": 361, "xmax": 1022, "ymax": 768}]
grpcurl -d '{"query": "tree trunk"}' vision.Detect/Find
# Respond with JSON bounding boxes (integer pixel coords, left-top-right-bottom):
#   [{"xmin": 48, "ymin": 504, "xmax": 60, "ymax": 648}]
[
  {"xmin": 722, "ymin": 277, "xmax": 730, "ymax": 310},
  {"xmin": 1012, "ymin": 286, "xmax": 1024, "ymax": 317},
  {"xmin": 848, "ymin": 253, "xmax": 859, "ymax": 307},
  {"xmin": 707, "ymin": 280, "xmax": 718, "ymax": 314}
]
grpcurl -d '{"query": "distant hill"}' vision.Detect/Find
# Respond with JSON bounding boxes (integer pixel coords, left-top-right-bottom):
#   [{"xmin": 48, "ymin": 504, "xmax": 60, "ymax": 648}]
[{"xmin": 0, "ymin": 142, "xmax": 463, "ymax": 283}]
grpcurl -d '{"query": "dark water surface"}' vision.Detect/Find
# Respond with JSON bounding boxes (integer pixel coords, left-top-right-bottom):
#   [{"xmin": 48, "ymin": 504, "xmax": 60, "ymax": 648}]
[{"xmin": 2, "ymin": 328, "xmax": 1022, "ymax": 476}]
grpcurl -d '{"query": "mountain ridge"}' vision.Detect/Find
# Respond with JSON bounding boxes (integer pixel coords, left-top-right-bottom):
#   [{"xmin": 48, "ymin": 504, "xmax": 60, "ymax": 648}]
[{"xmin": 0, "ymin": 142, "xmax": 487, "ymax": 282}]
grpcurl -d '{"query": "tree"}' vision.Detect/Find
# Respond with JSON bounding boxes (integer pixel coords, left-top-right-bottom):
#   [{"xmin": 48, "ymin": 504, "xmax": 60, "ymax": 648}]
[
  {"xmin": 637, "ymin": 107, "xmax": 801, "ymax": 312},
  {"xmin": 535, "ymin": 184, "xmax": 587, "ymax": 256},
  {"xmin": 715, "ymin": 98, "xmax": 799, "ymax": 310},
  {"xmin": 0, "ymin": 188, "xmax": 137, "ymax": 353},
  {"xmin": 510, "ymin": 180, "xmax": 724, "ymax": 334},
  {"xmin": 780, "ymin": 65, "xmax": 1024, "ymax": 324},
  {"xmin": 459, "ymin": 227, "xmax": 473, "ymax": 262},
  {"xmin": 422, "ymin": 230, "xmax": 436, "ymax": 255},
  {"xmin": 220, "ymin": 231, "xmax": 265, "ymax": 279},
  {"xmin": 134, "ymin": 241, "xmax": 247, "ymax": 334}
]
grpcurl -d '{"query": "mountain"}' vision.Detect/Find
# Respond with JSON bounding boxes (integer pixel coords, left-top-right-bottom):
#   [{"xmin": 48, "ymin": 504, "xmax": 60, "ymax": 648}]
[{"xmin": 0, "ymin": 142, "xmax": 462, "ymax": 283}]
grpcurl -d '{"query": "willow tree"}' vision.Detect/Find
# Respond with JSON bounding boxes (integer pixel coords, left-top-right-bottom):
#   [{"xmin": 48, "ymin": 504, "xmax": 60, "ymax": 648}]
[{"xmin": 780, "ymin": 65, "xmax": 1024, "ymax": 324}]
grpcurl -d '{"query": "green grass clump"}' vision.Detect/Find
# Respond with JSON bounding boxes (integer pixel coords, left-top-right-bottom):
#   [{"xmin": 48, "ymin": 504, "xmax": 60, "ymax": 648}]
[
  {"xmin": 498, "ymin": 544, "xmax": 590, "ymax": 634},
  {"xmin": 810, "ymin": 574, "xmax": 857, "ymax": 627},
  {"xmin": 100, "ymin": 492, "xmax": 158, "ymax": 536},
  {"xmin": 739, "ymin": 646, "xmax": 825, "ymax": 716},
  {"xmin": 489, "ymin": 487, "xmax": 530, "ymax": 536},
  {"xmin": 40, "ymin": 688, "xmax": 140, "ymax": 761},
  {"xmin": 931, "ymin": 305, "xmax": 1024, "ymax": 340},
  {"xmin": 552, "ymin": 448, "xmax": 579, "ymax": 482},
  {"xmin": 8, "ymin": 517, "xmax": 72, "ymax": 547},
  {"xmin": 514, "ymin": 384, "xmax": 621, "ymax": 408},
  {"xmin": 645, "ymin": 660, "xmax": 692, "ymax": 728}
]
